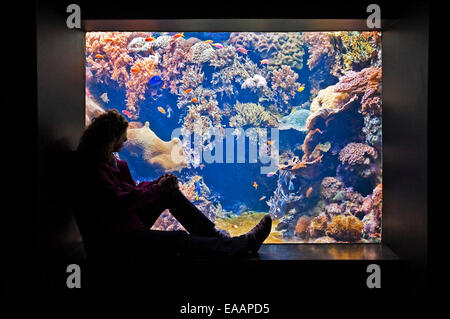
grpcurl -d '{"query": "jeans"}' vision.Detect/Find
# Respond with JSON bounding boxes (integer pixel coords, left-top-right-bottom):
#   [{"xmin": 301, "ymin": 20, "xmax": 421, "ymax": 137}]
[{"xmin": 125, "ymin": 188, "xmax": 249, "ymax": 258}]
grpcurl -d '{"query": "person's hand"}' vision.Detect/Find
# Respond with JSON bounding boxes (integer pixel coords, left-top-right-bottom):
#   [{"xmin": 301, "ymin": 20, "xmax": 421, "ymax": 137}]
[{"xmin": 157, "ymin": 174, "xmax": 179, "ymax": 193}]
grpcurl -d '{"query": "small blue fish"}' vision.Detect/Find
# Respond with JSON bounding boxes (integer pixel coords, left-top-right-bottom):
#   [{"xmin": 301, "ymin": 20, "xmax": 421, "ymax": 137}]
[
  {"xmin": 195, "ymin": 180, "xmax": 202, "ymax": 200},
  {"xmin": 149, "ymin": 75, "xmax": 163, "ymax": 86}
]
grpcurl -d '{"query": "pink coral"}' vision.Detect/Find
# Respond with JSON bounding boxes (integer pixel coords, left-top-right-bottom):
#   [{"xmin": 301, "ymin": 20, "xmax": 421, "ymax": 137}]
[
  {"xmin": 161, "ymin": 37, "xmax": 193, "ymax": 94},
  {"xmin": 302, "ymin": 32, "xmax": 334, "ymax": 70},
  {"xmin": 339, "ymin": 142, "xmax": 378, "ymax": 166},
  {"xmin": 270, "ymin": 65, "xmax": 301, "ymax": 110},
  {"xmin": 334, "ymin": 67, "xmax": 382, "ymax": 116}
]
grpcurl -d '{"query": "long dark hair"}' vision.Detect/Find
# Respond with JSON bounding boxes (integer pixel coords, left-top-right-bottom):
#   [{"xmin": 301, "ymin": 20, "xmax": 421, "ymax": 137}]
[{"xmin": 77, "ymin": 109, "xmax": 128, "ymax": 163}]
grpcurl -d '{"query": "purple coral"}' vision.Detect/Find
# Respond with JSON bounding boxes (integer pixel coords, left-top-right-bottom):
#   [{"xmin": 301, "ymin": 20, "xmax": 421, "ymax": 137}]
[{"xmin": 339, "ymin": 143, "xmax": 377, "ymax": 166}]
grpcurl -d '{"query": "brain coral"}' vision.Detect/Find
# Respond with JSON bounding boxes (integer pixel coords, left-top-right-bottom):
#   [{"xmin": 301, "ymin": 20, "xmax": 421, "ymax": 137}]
[
  {"xmin": 125, "ymin": 121, "xmax": 187, "ymax": 172},
  {"xmin": 309, "ymin": 85, "xmax": 350, "ymax": 113},
  {"xmin": 339, "ymin": 142, "xmax": 377, "ymax": 166},
  {"xmin": 326, "ymin": 215, "xmax": 363, "ymax": 242}
]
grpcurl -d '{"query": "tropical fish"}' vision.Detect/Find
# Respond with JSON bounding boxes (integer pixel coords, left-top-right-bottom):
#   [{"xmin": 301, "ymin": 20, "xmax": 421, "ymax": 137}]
[
  {"xmin": 306, "ymin": 187, "xmax": 313, "ymax": 198},
  {"xmin": 191, "ymin": 98, "xmax": 198, "ymax": 103},
  {"xmin": 162, "ymin": 83, "xmax": 166, "ymax": 89},
  {"xmin": 172, "ymin": 32, "xmax": 184, "ymax": 38},
  {"xmin": 184, "ymin": 89, "xmax": 192, "ymax": 94},
  {"xmin": 130, "ymin": 66, "xmax": 140, "ymax": 73},
  {"xmin": 166, "ymin": 106, "xmax": 173, "ymax": 118},
  {"xmin": 100, "ymin": 92, "xmax": 109, "ymax": 103},
  {"xmin": 259, "ymin": 196, "xmax": 266, "ymax": 201},
  {"xmin": 204, "ymin": 40, "xmax": 213, "ymax": 43},
  {"xmin": 267, "ymin": 140, "xmax": 272, "ymax": 146},
  {"xmin": 122, "ymin": 110, "xmax": 132, "ymax": 118},
  {"xmin": 145, "ymin": 37, "xmax": 155, "ymax": 42},
  {"xmin": 102, "ymin": 38, "xmax": 113, "ymax": 42},
  {"xmin": 260, "ymin": 59, "xmax": 270, "ymax": 65},
  {"xmin": 157, "ymin": 106, "xmax": 166, "ymax": 114},
  {"xmin": 236, "ymin": 47, "xmax": 248, "ymax": 54},
  {"xmin": 212, "ymin": 43, "xmax": 224, "ymax": 48},
  {"xmin": 199, "ymin": 164, "xmax": 205, "ymax": 169},
  {"xmin": 266, "ymin": 171, "xmax": 277, "ymax": 177},
  {"xmin": 232, "ymin": 224, "xmax": 238, "ymax": 229},
  {"xmin": 253, "ymin": 181, "xmax": 258, "ymax": 190},
  {"xmin": 195, "ymin": 180, "xmax": 201, "ymax": 200},
  {"xmin": 297, "ymin": 86, "xmax": 305, "ymax": 93},
  {"xmin": 149, "ymin": 75, "xmax": 163, "ymax": 86},
  {"xmin": 95, "ymin": 54, "xmax": 104, "ymax": 59},
  {"xmin": 290, "ymin": 107, "xmax": 297, "ymax": 115},
  {"xmin": 288, "ymin": 180, "xmax": 295, "ymax": 191},
  {"xmin": 150, "ymin": 46, "xmax": 155, "ymax": 55}
]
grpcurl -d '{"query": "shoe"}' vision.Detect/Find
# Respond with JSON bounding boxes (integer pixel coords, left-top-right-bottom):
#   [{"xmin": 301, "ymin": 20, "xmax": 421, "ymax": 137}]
[{"xmin": 243, "ymin": 214, "xmax": 272, "ymax": 254}]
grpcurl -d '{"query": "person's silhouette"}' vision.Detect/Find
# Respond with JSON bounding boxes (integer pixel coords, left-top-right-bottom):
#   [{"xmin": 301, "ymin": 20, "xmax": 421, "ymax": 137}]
[{"xmin": 74, "ymin": 109, "xmax": 272, "ymax": 260}]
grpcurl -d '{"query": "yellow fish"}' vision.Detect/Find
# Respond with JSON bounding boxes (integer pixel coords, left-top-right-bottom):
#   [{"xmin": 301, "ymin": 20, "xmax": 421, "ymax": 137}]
[
  {"xmin": 95, "ymin": 54, "xmax": 104, "ymax": 59},
  {"xmin": 290, "ymin": 107, "xmax": 297, "ymax": 114},
  {"xmin": 260, "ymin": 59, "xmax": 270, "ymax": 65},
  {"xmin": 204, "ymin": 40, "xmax": 213, "ymax": 43},
  {"xmin": 253, "ymin": 181, "xmax": 258, "ymax": 190},
  {"xmin": 297, "ymin": 86, "xmax": 305, "ymax": 93},
  {"xmin": 173, "ymin": 32, "xmax": 184, "ymax": 38},
  {"xmin": 267, "ymin": 140, "xmax": 272, "ymax": 145},
  {"xmin": 306, "ymin": 187, "xmax": 313, "ymax": 198},
  {"xmin": 157, "ymin": 106, "xmax": 166, "ymax": 114}
]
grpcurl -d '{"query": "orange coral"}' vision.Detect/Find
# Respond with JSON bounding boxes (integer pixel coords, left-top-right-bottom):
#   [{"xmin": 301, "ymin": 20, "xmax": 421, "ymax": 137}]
[
  {"xmin": 295, "ymin": 215, "xmax": 311, "ymax": 238},
  {"xmin": 125, "ymin": 57, "xmax": 159, "ymax": 117},
  {"xmin": 86, "ymin": 32, "xmax": 134, "ymax": 86},
  {"xmin": 326, "ymin": 215, "xmax": 363, "ymax": 242},
  {"xmin": 309, "ymin": 215, "xmax": 328, "ymax": 238}
]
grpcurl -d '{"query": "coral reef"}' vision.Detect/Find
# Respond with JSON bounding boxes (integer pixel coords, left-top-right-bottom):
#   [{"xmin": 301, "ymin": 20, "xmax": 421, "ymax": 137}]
[
  {"xmin": 125, "ymin": 57, "xmax": 159, "ymax": 117},
  {"xmin": 229, "ymin": 102, "xmax": 279, "ymax": 128},
  {"xmin": 326, "ymin": 215, "xmax": 363, "ymax": 242},
  {"xmin": 188, "ymin": 41, "xmax": 215, "ymax": 64},
  {"xmin": 269, "ymin": 33, "xmax": 305, "ymax": 71},
  {"xmin": 334, "ymin": 67, "xmax": 382, "ymax": 116},
  {"xmin": 309, "ymin": 85, "xmax": 349, "ymax": 113},
  {"xmin": 125, "ymin": 121, "xmax": 187, "ymax": 172},
  {"xmin": 338, "ymin": 142, "xmax": 377, "ymax": 166},
  {"xmin": 279, "ymin": 109, "xmax": 311, "ymax": 132},
  {"xmin": 270, "ymin": 65, "xmax": 301, "ymax": 111},
  {"xmin": 227, "ymin": 32, "xmax": 284, "ymax": 59},
  {"xmin": 86, "ymin": 32, "xmax": 135, "ymax": 85},
  {"xmin": 241, "ymin": 74, "xmax": 267, "ymax": 91},
  {"xmin": 303, "ymin": 32, "xmax": 334, "ymax": 71}
]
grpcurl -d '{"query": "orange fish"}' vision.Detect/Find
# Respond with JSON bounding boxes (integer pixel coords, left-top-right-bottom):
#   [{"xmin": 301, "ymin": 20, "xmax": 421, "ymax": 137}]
[
  {"xmin": 145, "ymin": 37, "xmax": 155, "ymax": 42},
  {"xmin": 253, "ymin": 181, "xmax": 258, "ymax": 190},
  {"xmin": 157, "ymin": 106, "xmax": 166, "ymax": 114},
  {"xmin": 95, "ymin": 54, "xmax": 104, "ymax": 59},
  {"xmin": 314, "ymin": 128, "xmax": 322, "ymax": 134},
  {"xmin": 131, "ymin": 66, "xmax": 140, "ymax": 72},
  {"xmin": 232, "ymin": 224, "xmax": 238, "ymax": 229},
  {"xmin": 103, "ymin": 38, "xmax": 113, "ymax": 42},
  {"xmin": 191, "ymin": 98, "xmax": 198, "ymax": 103},
  {"xmin": 184, "ymin": 89, "xmax": 192, "ymax": 94},
  {"xmin": 267, "ymin": 140, "xmax": 272, "ymax": 145},
  {"xmin": 305, "ymin": 187, "xmax": 313, "ymax": 198},
  {"xmin": 173, "ymin": 32, "xmax": 184, "ymax": 38},
  {"xmin": 150, "ymin": 46, "xmax": 155, "ymax": 55},
  {"xmin": 122, "ymin": 110, "xmax": 132, "ymax": 118}
]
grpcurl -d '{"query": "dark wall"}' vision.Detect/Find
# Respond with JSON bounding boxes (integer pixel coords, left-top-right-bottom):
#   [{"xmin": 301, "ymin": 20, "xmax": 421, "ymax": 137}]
[
  {"xmin": 382, "ymin": 3, "xmax": 429, "ymax": 290},
  {"xmin": 35, "ymin": 2, "xmax": 85, "ymax": 291}
]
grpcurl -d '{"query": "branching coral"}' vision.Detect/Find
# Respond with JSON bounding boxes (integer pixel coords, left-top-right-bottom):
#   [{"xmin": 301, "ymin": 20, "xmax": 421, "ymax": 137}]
[
  {"xmin": 229, "ymin": 102, "xmax": 279, "ymax": 128},
  {"xmin": 303, "ymin": 32, "xmax": 334, "ymax": 71},
  {"xmin": 227, "ymin": 32, "xmax": 283, "ymax": 59},
  {"xmin": 270, "ymin": 65, "xmax": 301, "ymax": 112},
  {"xmin": 209, "ymin": 46, "xmax": 237, "ymax": 68},
  {"xmin": 125, "ymin": 57, "xmax": 159, "ymax": 117},
  {"xmin": 161, "ymin": 37, "xmax": 193, "ymax": 94},
  {"xmin": 86, "ymin": 32, "xmax": 135, "ymax": 86}
]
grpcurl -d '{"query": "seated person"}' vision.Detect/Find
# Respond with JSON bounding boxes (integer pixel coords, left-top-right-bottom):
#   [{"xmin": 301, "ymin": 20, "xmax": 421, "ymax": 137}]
[{"xmin": 74, "ymin": 110, "xmax": 272, "ymax": 260}]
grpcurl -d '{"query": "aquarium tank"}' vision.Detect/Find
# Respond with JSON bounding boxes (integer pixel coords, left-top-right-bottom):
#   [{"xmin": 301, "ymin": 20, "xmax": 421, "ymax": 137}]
[{"xmin": 85, "ymin": 31, "xmax": 382, "ymax": 243}]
